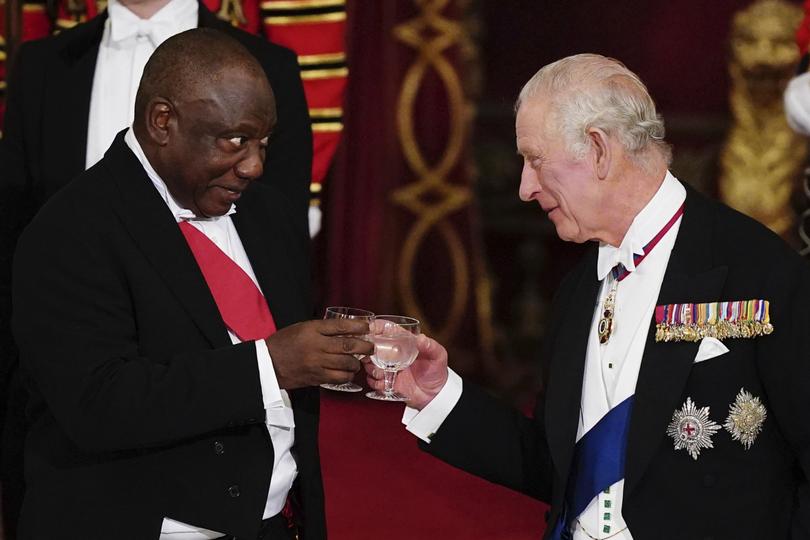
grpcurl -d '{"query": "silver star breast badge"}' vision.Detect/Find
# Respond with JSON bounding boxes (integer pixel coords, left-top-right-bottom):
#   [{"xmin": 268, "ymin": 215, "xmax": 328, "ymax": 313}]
[
  {"xmin": 667, "ymin": 397, "xmax": 721, "ymax": 460},
  {"xmin": 724, "ymin": 388, "xmax": 767, "ymax": 450}
]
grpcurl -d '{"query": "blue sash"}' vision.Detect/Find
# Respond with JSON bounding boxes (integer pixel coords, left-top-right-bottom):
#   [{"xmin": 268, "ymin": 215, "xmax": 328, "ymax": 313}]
[{"xmin": 548, "ymin": 395, "xmax": 634, "ymax": 540}]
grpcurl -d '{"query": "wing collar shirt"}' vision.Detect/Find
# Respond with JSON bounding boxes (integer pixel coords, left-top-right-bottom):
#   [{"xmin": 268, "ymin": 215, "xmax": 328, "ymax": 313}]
[
  {"xmin": 404, "ymin": 172, "xmax": 686, "ymax": 540},
  {"xmin": 86, "ymin": 0, "xmax": 197, "ymax": 169},
  {"xmin": 125, "ymin": 129, "xmax": 297, "ymax": 540}
]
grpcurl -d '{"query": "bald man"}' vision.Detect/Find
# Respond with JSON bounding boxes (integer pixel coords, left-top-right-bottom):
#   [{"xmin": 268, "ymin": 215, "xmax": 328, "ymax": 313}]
[
  {"xmin": 368, "ymin": 54, "xmax": 810, "ymax": 539},
  {"xmin": 11, "ymin": 28, "xmax": 367, "ymax": 540}
]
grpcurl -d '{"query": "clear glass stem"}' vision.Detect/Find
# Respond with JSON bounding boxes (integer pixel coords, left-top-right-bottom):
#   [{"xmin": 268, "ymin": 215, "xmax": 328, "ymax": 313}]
[{"xmin": 383, "ymin": 369, "xmax": 397, "ymax": 397}]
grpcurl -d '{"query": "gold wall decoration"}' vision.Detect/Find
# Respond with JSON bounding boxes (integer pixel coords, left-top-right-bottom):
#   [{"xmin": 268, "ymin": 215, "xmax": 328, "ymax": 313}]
[
  {"xmin": 392, "ymin": 0, "xmax": 492, "ymax": 351},
  {"xmin": 720, "ymin": 0, "xmax": 807, "ymax": 239},
  {"xmin": 217, "ymin": 0, "xmax": 247, "ymax": 26}
]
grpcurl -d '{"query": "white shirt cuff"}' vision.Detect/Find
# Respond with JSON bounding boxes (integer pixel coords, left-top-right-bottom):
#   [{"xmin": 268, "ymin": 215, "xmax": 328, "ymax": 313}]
[
  {"xmin": 255, "ymin": 340, "xmax": 295, "ymax": 430},
  {"xmin": 401, "ymin": 368, "xmax": 462, "ymax": 443}
]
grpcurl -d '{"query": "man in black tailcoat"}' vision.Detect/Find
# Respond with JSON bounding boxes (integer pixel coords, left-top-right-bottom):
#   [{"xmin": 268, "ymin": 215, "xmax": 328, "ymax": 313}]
[
  {"xmin": 368, "ymin": 54, "xmax": 810, "ymax": 540},
  {"xmin": 0, "ymin": 1, "xmax": 312, "ymax": 534},
  {"xmin": 11, "ymin": 29, "xmax": 366, "ymax": 539}
]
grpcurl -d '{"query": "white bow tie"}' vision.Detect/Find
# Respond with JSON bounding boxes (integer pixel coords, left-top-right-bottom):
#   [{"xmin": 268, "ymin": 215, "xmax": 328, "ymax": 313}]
[
  {"xmin": 597, "ymin": 236, "xmax": 645, "ymax": 281},
  {"xmin": 110, "ymin": 16, "xmax": 175, "ymax": 47}
]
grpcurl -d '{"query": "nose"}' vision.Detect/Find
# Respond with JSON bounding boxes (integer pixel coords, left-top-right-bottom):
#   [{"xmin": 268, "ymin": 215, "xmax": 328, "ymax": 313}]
[
  {"xmin": 518, "ymin": 161, "xmax": 540, "ymax": 202},
  {"xmin": 235, "ymin": 143, "xmax": 264, "ymax": 180}
]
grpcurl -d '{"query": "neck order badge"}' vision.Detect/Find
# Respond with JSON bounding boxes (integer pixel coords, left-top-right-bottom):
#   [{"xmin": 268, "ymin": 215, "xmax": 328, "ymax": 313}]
[{"xmin": 597, "ymin": 203, "xmax": 685, "ymax": 345}]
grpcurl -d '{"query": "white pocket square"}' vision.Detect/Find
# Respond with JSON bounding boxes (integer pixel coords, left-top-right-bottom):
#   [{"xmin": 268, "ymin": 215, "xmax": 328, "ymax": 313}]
[{"xmin": 694, "ymin": 337, "xmax": 729, "ymax": 363}]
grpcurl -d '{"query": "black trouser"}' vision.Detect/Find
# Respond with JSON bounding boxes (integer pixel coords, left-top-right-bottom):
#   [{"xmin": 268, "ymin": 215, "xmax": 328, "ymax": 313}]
[{"xmin": 213, "ymin": 514, "xmax": 296, "ymax": 540}]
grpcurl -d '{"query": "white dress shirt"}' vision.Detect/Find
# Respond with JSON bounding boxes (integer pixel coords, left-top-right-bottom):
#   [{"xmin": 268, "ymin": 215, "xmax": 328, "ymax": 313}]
[
  {"xmin": 404, "ymin": 172, "xmax": 686, "ymax": 540},
  {"xmin": 85, "ymin": 0, "xmax": 197, "ymax": 169},
  {"xmin": 125, "ymin": 129, "xmax": 297, "ymax": 539}
]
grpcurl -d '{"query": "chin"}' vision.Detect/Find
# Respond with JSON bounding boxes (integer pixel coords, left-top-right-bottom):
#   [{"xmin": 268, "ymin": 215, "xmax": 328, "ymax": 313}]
[
  {"xmin": 201, "ymin": 207, "xmax": 231, "ymax": 218},
  {"xmin": 197, "ymin": 200, "xmax": 232, "ymax": 218},
  {"xmin": 553, "ymin": 225, "xmax": 587, "ymax": 244}
]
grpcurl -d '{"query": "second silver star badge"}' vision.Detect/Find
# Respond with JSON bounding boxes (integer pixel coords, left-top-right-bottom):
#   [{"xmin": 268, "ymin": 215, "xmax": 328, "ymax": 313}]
[{"xmin": 724, "ymin": 388, "xmax": 767, "ymax": 450}]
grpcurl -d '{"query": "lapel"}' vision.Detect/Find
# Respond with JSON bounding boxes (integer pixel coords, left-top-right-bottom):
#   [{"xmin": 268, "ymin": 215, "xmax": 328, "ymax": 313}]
[
  {"xmin": 42, "ymin": 14, "xmax": 108, "ymax": 185},
  {"xmin": 103, "ymin": 133, "xmax": 232, "ymax": 349},
  {"xmin": 231, "ymin": 192, "xmax": 302, "ymax": 331},
  {"xmin": 545, "ymin": 247, "xmax": 600, "ymax": 493},
  {"xmin": 624, "ymin": 186, "xmax": 728, "ymax": 496}
]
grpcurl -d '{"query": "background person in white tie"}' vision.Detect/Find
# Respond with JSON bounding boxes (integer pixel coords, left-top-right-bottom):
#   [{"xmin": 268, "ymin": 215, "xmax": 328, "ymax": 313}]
[
  {"xmin": 0, "ymin": 0, "xmax": 311, "ymax": 536},
  {"xmin": 367, "ymin": 54, "xmax": 810, "ymax": 540}
]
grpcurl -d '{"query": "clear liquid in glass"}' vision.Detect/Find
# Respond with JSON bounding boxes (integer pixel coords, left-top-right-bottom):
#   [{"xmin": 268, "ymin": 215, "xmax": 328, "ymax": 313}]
[{"xmin": 369, "ymin": 334, "xmax": 418, "ymax": 371}]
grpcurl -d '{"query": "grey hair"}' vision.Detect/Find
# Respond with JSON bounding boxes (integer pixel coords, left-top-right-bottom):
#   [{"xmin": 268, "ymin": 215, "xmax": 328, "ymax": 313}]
[{"xmin": 516, "ymin": 54, "xmax": 671, "ymax": 167}]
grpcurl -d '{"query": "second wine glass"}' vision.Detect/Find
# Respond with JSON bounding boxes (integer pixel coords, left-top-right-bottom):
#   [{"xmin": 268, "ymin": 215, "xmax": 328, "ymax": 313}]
[
  {"xmin": 365, "ymin": 315, "xmax": 420, "ymax": 402},
  {"xmin": 320, "ymin": 306, "xmax": 375, "ymax": 393}
]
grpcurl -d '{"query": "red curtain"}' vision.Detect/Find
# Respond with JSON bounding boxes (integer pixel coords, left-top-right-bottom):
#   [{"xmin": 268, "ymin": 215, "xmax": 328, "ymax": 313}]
[
  {"xmin": 322, "ymin": 1, "xmax": 495, "ymax": 375},
  {"xmin": 317, "ymin": 2, "xmax": 547, "ymax": 539}
]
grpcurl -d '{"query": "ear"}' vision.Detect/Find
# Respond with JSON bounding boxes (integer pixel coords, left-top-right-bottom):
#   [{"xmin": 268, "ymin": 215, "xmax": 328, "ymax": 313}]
[
  {"xmin": 145, "ymin": 98, "xmax": 174, "ymax": 147},
  {"xmin": 587, "ymin": 127, "xmax": 611, "ymax": 180}
]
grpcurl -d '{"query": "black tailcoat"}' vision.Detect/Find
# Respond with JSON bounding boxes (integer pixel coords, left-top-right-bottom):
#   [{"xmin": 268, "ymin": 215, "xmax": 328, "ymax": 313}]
[{"xmin": 11, "ymin": 134, "xmax": 323, "ymax": 540}]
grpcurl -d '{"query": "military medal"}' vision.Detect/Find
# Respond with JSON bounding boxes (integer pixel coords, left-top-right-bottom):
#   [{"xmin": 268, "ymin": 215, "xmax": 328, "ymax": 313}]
[
  {"xmin": 597, "ymin": 202, "xmax": 685, "ymax": 345},
  {"xmin": 724, "ymin": 388, "xmax": 767, "ymax": 450},
  {"xmin": 667, "ymin": 397, "xmax": 720, "ymax": 460}
]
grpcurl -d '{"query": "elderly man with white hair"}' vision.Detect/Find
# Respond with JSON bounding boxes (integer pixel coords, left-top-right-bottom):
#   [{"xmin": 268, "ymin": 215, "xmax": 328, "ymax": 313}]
[{"xmin": 367, "ymin": 53, "xmax": 810, "ymax": 539}]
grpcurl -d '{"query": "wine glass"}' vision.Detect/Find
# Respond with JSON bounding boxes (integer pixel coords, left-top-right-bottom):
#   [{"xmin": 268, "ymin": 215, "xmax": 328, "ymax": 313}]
[
  {"xmin": 320, "ymin": 307, "xmax": 375, "ymax": 393},
  {"xmin": 365, "ymin": 315, "xmax": 421, "ymax": 402}
]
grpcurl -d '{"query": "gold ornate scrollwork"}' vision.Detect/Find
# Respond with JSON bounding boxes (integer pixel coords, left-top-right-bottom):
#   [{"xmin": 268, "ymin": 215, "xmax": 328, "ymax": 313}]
[
  {"xmin": 217, "ymin": 0, "xmax": 247, "ymax": 26},
  {"xmin": 392, "ymin": 0, "xmax": 486, "ymax": 345},
  {"xmin": 720, "ymin": 0, "xmax": 807, "ymax": 239}
]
